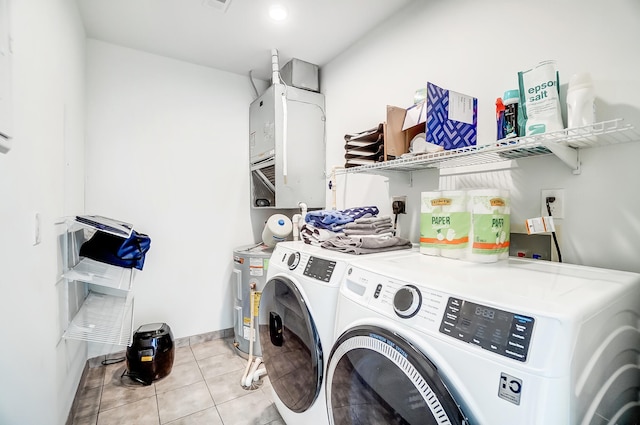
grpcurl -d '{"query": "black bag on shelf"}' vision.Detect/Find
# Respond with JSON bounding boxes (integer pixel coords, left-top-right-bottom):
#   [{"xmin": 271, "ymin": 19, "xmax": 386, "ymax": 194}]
[{"xmin": 80, "ymin": 229, "xmax": 151, "ymax": 270}]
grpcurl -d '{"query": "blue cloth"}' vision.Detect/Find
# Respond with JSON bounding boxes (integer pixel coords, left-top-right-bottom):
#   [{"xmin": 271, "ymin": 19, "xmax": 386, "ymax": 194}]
[{"xmin": 305, "ymin": 206, "xmax": 379, "ymax": 231}]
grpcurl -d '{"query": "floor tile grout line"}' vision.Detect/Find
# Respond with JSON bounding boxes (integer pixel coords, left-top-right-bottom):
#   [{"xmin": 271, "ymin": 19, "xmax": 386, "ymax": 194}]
[
  {"xmin": 155, "ymin": 392, "xmax": 161, "ymax": 425},
  {"xmin": 74, "ymin": 337, "xmax": 281, "ymax": 425}
]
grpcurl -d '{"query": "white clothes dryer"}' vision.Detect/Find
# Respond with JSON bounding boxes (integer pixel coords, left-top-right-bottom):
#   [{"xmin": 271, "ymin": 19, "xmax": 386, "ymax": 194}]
[
  {"xmin": 258, "ymin": 241, "xmax": 414, "ymax": 425},
  {"xmin": 326, "ymin": 252, "xmax": 640, "ymax": 425}
]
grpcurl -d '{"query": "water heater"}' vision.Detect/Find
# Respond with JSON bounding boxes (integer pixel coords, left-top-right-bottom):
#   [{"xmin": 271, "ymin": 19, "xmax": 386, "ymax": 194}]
[{"xmin": 249, "ymin": 83, "xmax": 325, "ymax": 208}]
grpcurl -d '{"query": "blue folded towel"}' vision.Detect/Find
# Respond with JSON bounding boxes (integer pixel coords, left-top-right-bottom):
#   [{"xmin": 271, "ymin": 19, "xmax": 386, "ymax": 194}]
[{"xmin": 305, "ymin": 206, "xmax": 379, "ymax": 231}]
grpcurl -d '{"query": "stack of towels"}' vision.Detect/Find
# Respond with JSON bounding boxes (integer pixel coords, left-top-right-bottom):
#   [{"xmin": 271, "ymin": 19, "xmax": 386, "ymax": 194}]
[
  {"xmin": 301, "ymin": 206, "xmax": 379, "ymax": 246},
  {"xmin": 300, "ymin": 207, "xmax": 411, "ymax": 255},
  {"xmin": 343, "ymin": 216, "xmax": 395, "ymax": 238}
]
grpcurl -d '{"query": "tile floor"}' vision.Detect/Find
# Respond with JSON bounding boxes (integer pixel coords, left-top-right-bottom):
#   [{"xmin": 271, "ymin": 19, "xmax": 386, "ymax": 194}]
[{"xmin": 71, "ymin": 337, "xmax": 284, "ymax": 425}]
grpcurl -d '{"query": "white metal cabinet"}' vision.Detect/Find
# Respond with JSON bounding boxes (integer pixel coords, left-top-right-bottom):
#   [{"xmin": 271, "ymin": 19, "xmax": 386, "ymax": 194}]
[{"xmin": 250, "ymin": 83, "xmax": 326, "ymax": 208}]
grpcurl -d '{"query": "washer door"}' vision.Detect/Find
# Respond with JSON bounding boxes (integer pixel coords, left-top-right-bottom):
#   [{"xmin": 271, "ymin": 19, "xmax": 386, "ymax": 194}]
[
  {"xmin": 326, "ymin": 326, "xmax": 468, "ymax": 425},
  {"xmin": 258, "ymin": 276, "xmax": 323, "ymax": 413}
]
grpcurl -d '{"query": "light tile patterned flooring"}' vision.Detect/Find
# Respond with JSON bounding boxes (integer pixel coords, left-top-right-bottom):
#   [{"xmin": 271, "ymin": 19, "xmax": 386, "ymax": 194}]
[{"xmin": 71, "ymin": 337, "xmax": 284, "ymax": 425}]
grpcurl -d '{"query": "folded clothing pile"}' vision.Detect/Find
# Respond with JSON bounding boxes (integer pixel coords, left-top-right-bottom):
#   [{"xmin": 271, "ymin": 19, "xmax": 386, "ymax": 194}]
[
  {"xmin": 343, "ymin": 216, "xmax": 394, "ymax": 238},
  {"xmin": 321, "ymin": 234, "xmax": 412, "ymax": 255},
  {"xmin": 300, "ymin": 223, "xmax": 337, "ymax": 247},
  {"xmin": 305, "ymin": 206, "xmax": 379, "ymax": 232},
  {"xmin": 301, "ymin": 206, "xmax": 379, "ymax": 246},
  {"xmin": 302, "ymin": 206, "xmax": 412, "ymax": 254}
]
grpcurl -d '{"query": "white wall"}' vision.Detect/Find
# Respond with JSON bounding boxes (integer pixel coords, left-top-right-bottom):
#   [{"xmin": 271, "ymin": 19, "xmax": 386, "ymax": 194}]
[
  {"xmin": 322, "ymin": 0, "xmax": 640, "ymax": 273},
  {"xmin": 84, "ymin": 40, "xmax": 270, "ymax": 342},
  {"xmin": 0, "ymin": 0, "xmax": 86, "ymax": 424}
]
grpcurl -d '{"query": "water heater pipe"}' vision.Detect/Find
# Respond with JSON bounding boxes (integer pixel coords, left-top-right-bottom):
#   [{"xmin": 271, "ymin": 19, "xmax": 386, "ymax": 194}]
[
  {"xmin": 292, "ymin": 214, "xmax": 301, "ymax": 241},
  {"xmin": 298, "ymin": 202, "xmax": 308, "ymax": 218},
  {"xmin": 240, "ymin": 282, "xmax": 257, "ymax": 387},
  {"xmin": 252, "ymin": 366, "xmax": 267, "ymax": 383}
]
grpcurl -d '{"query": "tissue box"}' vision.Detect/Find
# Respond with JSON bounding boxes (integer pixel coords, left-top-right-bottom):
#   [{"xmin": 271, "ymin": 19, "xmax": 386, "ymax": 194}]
[{"xmin": 404, "ymin": 82, "xmax": 477, "ymax": 150}]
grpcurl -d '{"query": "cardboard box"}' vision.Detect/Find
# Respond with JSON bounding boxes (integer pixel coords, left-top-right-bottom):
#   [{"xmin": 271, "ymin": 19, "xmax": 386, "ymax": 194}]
[
  {"xmin": 424, "ymin": 82, "xmax": 477, "ymax": 150},
  {"xmin": 394, "ymin": 83, "xmax": 478, "ymax": 152},
  {"xmin": 384, "ymin": 105, "xmax": 423, "ymax": 160},
  {"xmin": 383, "ymin": 83, "xmax": 477, "ymax": 158}
]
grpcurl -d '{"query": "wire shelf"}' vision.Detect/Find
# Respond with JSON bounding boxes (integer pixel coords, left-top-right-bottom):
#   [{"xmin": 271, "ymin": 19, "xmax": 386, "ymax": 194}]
[
  {"xmin": 62, "ymin": 291, "xmax": 134, "ymax": 346},
  {"xmin": 64, "ymin": 257, "xmax": 134, "ymax": 292},
  {"xmin": 337, "ymin": 119, "xmax": 639, "ymax": 174}
]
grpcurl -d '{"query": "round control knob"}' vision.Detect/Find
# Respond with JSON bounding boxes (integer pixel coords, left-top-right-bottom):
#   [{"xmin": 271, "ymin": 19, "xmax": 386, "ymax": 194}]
[
  {"xmin": 287, "ymin": 252, "xmax": 301, "ymax": 270},
  {"xmin": 393, "ymin": 285, "xmax": 422, "ymax": 318}
]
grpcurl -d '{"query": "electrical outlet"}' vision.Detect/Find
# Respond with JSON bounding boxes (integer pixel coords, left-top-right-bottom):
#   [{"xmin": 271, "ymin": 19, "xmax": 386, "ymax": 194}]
[
  {"xmin": 541, "ymin": 189, "xmax": 565, "ymax": 219},
  {"xmin": 392, "ymin": 195, "xmax": 407, "ymax": 214}
]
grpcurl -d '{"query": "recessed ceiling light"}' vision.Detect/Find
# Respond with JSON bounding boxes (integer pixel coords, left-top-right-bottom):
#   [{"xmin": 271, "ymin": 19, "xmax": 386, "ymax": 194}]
[{"xmin": 269, "ymin": 4, "xmax": 287, "ymax": 21}]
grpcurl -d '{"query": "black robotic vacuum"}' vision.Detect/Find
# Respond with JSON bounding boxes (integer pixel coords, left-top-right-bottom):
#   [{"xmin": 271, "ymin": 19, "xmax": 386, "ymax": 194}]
[{"xmin": 126, "ymin": 323, "xmax": 174, "ymax": 385}]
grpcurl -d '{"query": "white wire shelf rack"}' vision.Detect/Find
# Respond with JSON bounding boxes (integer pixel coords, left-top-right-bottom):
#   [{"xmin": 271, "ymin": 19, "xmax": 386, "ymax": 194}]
[
  {"xmin": 62, "ymin": 291, "xmax": 134, "ymax": 346},
  {"xmin": 337, "ymin": 119, "xmax": 639, "ymax": 175},
  {"xmin": 63, "ymin": 257, "xmax": 134, "ymax": 292}
]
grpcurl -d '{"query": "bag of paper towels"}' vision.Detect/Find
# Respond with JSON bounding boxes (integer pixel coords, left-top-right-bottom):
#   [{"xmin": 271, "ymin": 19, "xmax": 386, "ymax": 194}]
[{"xmin": 262, "ymin": 214, "xmax": 293, "ymax": 247}]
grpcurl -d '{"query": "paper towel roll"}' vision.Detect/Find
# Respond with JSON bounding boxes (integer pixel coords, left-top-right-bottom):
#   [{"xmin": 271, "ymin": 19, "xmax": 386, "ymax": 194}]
[
  {"xmin": 499, "ymin": 189, "xmax": 511, "ymax": 260},
  {"xmin": 438, "ymin": 190, "xmax": 470, "ymax": 259},
  {"xmin": 468, "ymin": 189, "xmax": 510, "ymax": 263},
  {"xmin": 262, "ymin": 214, "xmax": 293, "ymax": 247},
  {"xmin": 419, "ymin": 191, "xmax": 441, "ymax": 256}
]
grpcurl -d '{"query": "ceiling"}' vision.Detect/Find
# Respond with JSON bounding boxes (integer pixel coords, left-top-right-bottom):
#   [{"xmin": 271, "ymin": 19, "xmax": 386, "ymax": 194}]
[{"xmin": 76, "ymin": 0, "xmax": 414, "ymax": 82}]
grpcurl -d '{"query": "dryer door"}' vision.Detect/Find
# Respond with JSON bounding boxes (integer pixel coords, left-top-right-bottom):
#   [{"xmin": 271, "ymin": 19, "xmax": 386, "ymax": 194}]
[
  {"xmin": 258, "ymin": 276, "xmax": 323, "ymax": 413},
  {"xmin": 326, "ymin": 325, "xmax": 468, "ymax": 425}
]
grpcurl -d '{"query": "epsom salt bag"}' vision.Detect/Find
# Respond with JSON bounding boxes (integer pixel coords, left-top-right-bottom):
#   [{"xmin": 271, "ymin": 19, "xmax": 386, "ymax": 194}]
[
  {"xmin": 518, "ymin": 60, "xmax": 564, "ymax": 136},
  {"xmin": 80, "ymin": 229, "xmax": 151, "ymax": 270}
]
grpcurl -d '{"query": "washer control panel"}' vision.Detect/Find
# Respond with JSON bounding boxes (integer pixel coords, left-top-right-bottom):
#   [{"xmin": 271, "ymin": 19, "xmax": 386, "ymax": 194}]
[
  {"xmin": 439, "ymin": 297, "xmax": 534, "ymax": 362},
  {"xmin": 343, "ymin": 266, "xmax": 536, "ymax": 363}
]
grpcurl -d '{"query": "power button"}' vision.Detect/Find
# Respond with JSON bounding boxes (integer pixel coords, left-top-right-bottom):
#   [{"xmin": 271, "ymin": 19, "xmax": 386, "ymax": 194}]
[{"xmin": 287, "ymin": 252, "xmax": 300, "ymax": 270}]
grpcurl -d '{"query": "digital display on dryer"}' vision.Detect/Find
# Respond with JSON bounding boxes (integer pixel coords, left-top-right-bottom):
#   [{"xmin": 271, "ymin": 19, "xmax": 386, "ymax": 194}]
[
  {"xmin": 439, "ymin": 297, "xmax": 534, "ymax": 362},
  {"xmin": 303, "ymin": 256, "xmax": 336, "ymax": 282}
]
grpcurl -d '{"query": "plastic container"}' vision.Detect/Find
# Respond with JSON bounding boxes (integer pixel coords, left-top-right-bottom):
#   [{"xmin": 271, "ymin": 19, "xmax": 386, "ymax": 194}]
[
  {"xmin": 566, "ymin": 72, "xmax": 596, "ymax": 128},
  {"xmin": 503, "ymin": 89, "xmax": 519, "ymax": 138},
  {"xmin": 261, "ymin": 214, "xmax": 292, "ymax": 247},
  {"xmin": 496, "ymin": 97, "xmax": 505, "ymax": 140}
]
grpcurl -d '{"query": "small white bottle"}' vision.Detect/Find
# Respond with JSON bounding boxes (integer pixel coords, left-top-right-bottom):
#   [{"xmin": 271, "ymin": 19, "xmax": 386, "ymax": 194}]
[{"xmin": 566, "ymin": 72, "xmax": 596, "ymax": 128}]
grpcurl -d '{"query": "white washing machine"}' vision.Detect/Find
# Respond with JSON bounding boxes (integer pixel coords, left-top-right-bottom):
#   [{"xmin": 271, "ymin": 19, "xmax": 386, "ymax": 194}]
[
  {"xmin": 258, "ymin": 241, "xmax": 414, "ymax": 425},
  {"xmin": 326, "ymin": 252, "xmax": 640, "ymax": 425}
]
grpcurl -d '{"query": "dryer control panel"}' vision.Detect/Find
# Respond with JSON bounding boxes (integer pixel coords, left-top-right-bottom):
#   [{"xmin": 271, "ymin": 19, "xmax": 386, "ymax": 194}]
[
  {"xmin": 274, "ymin": 247, "xmax": 339, "ymax": 285},
  {"xmin": 439, "ymin": 297, "xmax": 534, "ymax": 362}
]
